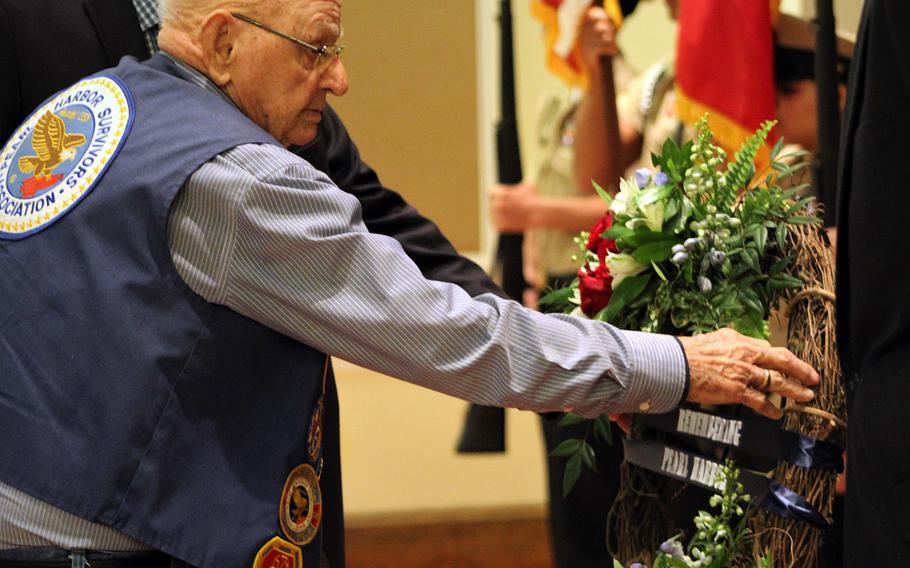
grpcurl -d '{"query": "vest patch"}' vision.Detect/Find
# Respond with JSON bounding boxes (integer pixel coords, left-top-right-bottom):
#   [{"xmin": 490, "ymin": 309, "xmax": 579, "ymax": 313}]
[
  {"xmin": 279, "ymin": 463, "xmax": 323, "ymax": 546},
  {"xmin": 0, "ymin": 75, "xmax": 133, "ymax": 239},
  {"xmin": 252, "ymin": 536, "xmax": 302, "ymax": 568}
]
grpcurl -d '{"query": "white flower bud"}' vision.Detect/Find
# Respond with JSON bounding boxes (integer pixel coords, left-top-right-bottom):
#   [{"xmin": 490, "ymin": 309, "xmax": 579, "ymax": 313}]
[{"xmin": 672, "ymin": 251, "xmax": 689, "ymax": 265}]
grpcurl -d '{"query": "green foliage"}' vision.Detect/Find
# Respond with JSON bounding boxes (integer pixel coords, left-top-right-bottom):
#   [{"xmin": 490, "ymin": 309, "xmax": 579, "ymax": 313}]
[
  {"xmin": 554, "ymin": 116, "xmax": 822, "ymax": 499},
  {"xmin": 601, "ymin": 273, "xmax": 652, "ymax": 324},
  {"xmin": 725, "ymin": 119, "xmax": 776, "ymax": 196},
  {"xmin": 593, "ymin": 179, "xmax": 614, "ymax": 206},
  {"xmin": 549, "ymin": 412, "xmax": 613, "ymax": 496},
  {"xmin": 582, "ymin": 115, "xmax": 818, "ymax": 339},
  {"xmin": 615, "ymin": 463, "xmax": 770, "ymax": 568},
  {"xmin": 538, "ymin": 283, "xmax": 577, "ymax": 313}
]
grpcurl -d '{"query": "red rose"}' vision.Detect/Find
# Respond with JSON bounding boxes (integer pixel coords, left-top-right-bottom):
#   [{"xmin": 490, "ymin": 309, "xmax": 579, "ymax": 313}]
[
  {"xmin": 577, "ymin": 263, "xmax": 614, "ymax": 318},
  {"xmin": 586, "ymin": 212, "xmax": 619, "ymax": 267}
]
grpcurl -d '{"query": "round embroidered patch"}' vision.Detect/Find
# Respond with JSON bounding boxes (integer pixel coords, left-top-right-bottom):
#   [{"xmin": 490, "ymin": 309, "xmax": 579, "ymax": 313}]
[
  {"xmin": 252, "ymin": 536, "xmax": 301, "ymax": 568},
  {"xmin": 279, "ymin": 463, "xmax": 323, "ymax": 546},
  {"xmin": 0, "ymin": 75, "xmax": 133, "ymax": 239}
]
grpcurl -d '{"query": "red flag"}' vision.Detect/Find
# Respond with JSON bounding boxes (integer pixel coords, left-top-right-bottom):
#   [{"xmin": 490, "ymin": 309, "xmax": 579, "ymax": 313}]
[{"xmin": 675, "ymin": 1, "xmax": 779, "ymax": 161}]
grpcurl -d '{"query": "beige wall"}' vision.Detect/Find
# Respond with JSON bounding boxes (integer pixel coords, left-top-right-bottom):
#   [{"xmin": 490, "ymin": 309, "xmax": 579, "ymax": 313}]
[
  {"xmin": 330, "ymin": 0, "xmax": 479, "ymax": 251},
  {"xmin": 782, "ymin": 0, "xmax": 864, "ymax": 34},
  {"xmin": 336, "ymin": 361, "xmax": 547, "ymax": 516}
]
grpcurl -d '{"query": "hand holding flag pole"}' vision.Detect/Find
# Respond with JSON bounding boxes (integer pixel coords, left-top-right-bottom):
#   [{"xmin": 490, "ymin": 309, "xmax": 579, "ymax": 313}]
[{"xmin": 590, "ymin": 0, "xmax": 624, "ymax": 192}]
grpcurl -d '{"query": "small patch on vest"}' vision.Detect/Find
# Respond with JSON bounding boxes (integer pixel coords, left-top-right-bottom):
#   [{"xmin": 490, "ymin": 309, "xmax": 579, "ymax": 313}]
[
  {"xmin": 279, "ymin": 463, "xmax": 323, "ymax": 546},
  {"xmin": 306, "ymin": 399, "xmax": 323, "ymax": 464},
  {"xmin": 252, "ymin": 536, "xmax": 302, "ymax": 568},
  {"xmin": 0, "ymin": 75, "xmax": 133, "ymax": 239}
]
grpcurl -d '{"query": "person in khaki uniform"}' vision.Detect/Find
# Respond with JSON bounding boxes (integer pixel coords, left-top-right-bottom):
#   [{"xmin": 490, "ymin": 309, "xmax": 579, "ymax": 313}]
[
  {"xmin": 489, "ymin": 3, "xmax": 683, "ymax": 566},
  {"xmin": 517, "ymin": 69, "xmax": 634, "ymax": 294},
  {"xmin": 488, "ymin": 5, "xmax": 637, "ymax": 566}
]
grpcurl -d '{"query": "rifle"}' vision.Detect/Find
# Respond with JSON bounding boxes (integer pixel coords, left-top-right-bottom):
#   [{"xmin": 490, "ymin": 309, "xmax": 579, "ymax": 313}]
[{"xmin": 457, "ymin": 0, "xmax": 522, "ymax": 453}]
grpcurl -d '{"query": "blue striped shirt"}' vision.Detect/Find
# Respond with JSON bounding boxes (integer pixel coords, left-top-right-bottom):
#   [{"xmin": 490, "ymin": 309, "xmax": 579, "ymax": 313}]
[{"xmin": 0, "ymin": 55, "xmax": 687, "ymax": 551}]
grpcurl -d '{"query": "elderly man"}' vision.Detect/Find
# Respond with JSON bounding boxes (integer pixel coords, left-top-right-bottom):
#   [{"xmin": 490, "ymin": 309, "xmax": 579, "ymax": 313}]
[{"xmin": 0, "ymin": 1, "xmax": 818, "ymax": 567}]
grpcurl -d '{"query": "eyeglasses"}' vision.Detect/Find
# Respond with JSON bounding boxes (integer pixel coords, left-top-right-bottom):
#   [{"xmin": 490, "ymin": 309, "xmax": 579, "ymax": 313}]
[{"xmin": 231, "ymin": 13, "xmax": 345, "ymax": 73}]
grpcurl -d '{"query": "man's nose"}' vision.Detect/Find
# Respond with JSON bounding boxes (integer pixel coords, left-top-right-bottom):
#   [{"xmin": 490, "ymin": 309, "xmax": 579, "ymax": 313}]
[{"xmin": 322, "ymin": 59, "xmax": 349, "ymax": 97}]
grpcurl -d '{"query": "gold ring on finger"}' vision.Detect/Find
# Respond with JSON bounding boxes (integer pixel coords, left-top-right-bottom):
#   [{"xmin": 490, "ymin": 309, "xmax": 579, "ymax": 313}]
[{"xmin": 762, "ymin": 369, "xmax": 772, "ymax": 391}]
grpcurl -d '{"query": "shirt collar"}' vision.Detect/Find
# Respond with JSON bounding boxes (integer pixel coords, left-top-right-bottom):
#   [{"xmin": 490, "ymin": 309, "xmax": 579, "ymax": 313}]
[
  {"xmin": 130, "ymin": 0, "xmax": 160, "ymax": 33},
  {"xmin": 159, "ymin": 52, "xmax": 242, "ymax": 112}
]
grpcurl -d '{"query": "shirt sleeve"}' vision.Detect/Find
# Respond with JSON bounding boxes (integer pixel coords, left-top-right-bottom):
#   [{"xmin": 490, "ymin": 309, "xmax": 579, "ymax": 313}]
[
  {"xmin": 293, "ymin": 106, "xmax": 507, "ymax": 299},
  {"xmin": 167, "ymin": 143, "xmax": 687, "ymax": 416}
]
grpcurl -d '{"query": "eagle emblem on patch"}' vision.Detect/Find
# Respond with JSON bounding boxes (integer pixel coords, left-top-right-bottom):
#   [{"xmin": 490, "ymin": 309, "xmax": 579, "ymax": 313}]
[
  {"xmin": 0, "ymin": 75, "xmax": 133, "ymax": 239},
  {"xmin": 279, "ymin": 463, "xmax": 323, "ymax": 546}
]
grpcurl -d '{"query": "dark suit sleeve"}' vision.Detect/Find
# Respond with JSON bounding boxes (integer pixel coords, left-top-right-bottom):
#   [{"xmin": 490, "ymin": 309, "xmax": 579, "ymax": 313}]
[
  {"xmin": 884, "ymin": 0, "xmax": 910, "ymax": 95},
  {"xmin": 0, "ymin": 1, "xmax": 21, "ymax": 143},
  {"xmin": 308, "ymin": 106, "xmax": 506, "ymax": 299}
]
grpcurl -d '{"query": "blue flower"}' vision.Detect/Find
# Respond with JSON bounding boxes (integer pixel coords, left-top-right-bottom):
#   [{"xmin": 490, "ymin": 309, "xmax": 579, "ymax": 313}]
[
  {"xmin": 654, "ymin": 171, "xmax": 669, "ymax": 186},
  {"xmin": 630, "ymin": 563, "xmax": 646, "ymax": 568},
  {"xmin": 634, "ymin": 168, "xmax": 652, "ymax": 189}
]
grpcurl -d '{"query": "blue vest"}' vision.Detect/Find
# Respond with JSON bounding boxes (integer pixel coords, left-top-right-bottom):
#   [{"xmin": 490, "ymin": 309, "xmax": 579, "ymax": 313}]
[{"xmin": 0, "ymin": 55, "xmax": 335, "ymax": 568}]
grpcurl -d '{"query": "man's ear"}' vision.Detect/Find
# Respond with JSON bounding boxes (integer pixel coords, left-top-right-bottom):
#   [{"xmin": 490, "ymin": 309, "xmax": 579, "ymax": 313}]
[{"xmin": 198, "ymin": 10, "xmax": 236, "ymax": 87}]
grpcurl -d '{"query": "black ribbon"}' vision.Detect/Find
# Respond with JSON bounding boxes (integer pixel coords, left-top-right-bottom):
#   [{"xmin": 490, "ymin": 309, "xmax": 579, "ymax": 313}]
[
  {"xmin": 622, "ymin": 438, "xmax": 830, "ymax": 527},
  {"xmin": 633, "ymin": 405, "xmax": 843, "ymax": 472}
]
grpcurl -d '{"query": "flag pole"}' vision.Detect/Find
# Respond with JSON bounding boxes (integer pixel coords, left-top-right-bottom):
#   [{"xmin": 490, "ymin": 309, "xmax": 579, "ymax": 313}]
[{"xmin": 813, "ymin": 0, "xmax": 840, "ymax": 226}]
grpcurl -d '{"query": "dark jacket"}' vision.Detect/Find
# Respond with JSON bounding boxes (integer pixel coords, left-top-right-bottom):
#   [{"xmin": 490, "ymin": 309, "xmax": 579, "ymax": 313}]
[{"xmin": 836, "ymin": 0, "xmax": 910, "ymax": 564}]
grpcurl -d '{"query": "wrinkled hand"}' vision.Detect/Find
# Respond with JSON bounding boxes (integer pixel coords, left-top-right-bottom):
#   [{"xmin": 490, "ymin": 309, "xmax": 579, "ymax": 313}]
[
  {"xmin": 489, "ymin": 181, "xmax": 537, "ymax": 232},
  {"xmin": 678, "ymin": 328, "xmax": 820, "ymax": 420},
  {"xmin": 579, "ymin": 7, "xmax": 620, "ymax": 72}
]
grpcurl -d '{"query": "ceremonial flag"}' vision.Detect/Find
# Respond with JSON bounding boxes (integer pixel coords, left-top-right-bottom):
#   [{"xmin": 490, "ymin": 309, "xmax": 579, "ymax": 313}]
[
  {"xmin": 675, "ymin": 0, "xmax": 780, "ymax": 160},
  {"xmin": 531, "ymin": 0, "xmax": 638, "ymax": 88}
]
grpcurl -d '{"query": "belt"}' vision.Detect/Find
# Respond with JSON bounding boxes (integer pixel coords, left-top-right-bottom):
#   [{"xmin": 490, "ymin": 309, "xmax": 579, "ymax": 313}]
[{"xmin": 0, "ymin": 552, "xmax": 172, "ymax": 568}]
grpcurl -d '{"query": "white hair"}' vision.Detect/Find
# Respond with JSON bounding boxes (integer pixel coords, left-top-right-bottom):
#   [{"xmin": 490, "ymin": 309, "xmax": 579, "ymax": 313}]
[{"xmin": 157, "ymin": 0, "xmax": 282, "ymax": 28}]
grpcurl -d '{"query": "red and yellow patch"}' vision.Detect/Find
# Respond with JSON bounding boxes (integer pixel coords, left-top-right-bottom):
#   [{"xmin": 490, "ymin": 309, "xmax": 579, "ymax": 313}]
[{"xmin": 252, "ymin": 536, "xmax": 302, "ymax": 568}]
